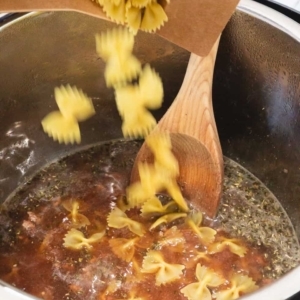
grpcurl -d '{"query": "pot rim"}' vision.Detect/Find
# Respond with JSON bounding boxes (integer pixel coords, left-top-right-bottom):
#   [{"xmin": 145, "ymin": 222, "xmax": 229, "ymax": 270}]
[{"xmin": 0, "ymin": 1, "xmax": 300, "ymax": 299}]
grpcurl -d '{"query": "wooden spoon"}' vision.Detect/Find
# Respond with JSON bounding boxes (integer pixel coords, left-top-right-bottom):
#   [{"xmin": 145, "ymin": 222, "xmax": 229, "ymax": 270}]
[
  {"xmin": 131, "ymin": 38, "xmax": 223, "ymax": 218},
  {"xmin": 0, "ymin": 0, "xmax": 239, "ymax": 57}
]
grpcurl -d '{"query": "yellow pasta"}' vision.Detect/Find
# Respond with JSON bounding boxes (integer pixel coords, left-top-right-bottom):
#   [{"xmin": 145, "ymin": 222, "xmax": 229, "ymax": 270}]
[
  {"xmin": 100, "ymin": 0, "xmax": 127, "ymax": 24},
  {"xmin": 105, "ymin": 53, "xmax": 142, "ymax": 87},
  {"xmin": 125, "ymin": 2, "xmax": 142, "ymax": 35},
  {"xmin": 208, "ymin": 237, "xmax": 248, "ymax": 257},
  {"xmin": 41, "ymin": 111, "xmax": 80, "ymax": 144},
  {"xmin": 214, "ymin": 274, "xmax": 258, "ymax": 300},
  {"xmin": 141, "ymin": 250, "xmax": 185, "ymax": 286},
  {"xmin": 107, "ymin": 207, "xmax": 145, "ymax": 236},
  {"xmin": 140, "ymin": 1, "xmax": 168, "ymax": 33},
  {"xmin": 122, "ymin": 107, "xmax": 157, "ymax": 138},
  {"xmin": 127, "ymin": 162, "xmax": 189, "ymax": 212},
  {"xmin": 42, "ymin": 85, "xmax": 95, "ymax": 144},
  {"xmin": 55, "ymin": 85, "xmax": 95, "ymax": 121},
  {"xmin": 62, "ymin": 199, "xmax": 91, "ymax": 228},
  {"xmin": 145, "ymin": 133, "xmax": 179, "ymax": 176},
  {"xmin": 131, "ymin": 0, "xmax": 152, "ymax": 8},
  {"xmin": 95, "ymin": 28, "xmax": 135, "ymax": 61},
  {"xmin": 139, "ymin": 64, "xmax": 164, "ymax": 109},
  {"xmin": 63, "ymin": 228, "xmax": 105, "ymax": 250},
  {"xmin": 187, "ymin": 220, "xmax": 216, "ymax": 245},
  {"xmin": 180, "ymin": 264, "xmax": 224, "ymax": 300},
  {"xmin": 140, "ymin": 197, "xmax": 177, "ymax": 217},
  {"xmin": 149, "ymin": 213, "xmax": 187, "ymax": 230},
  {"xmin": 93, "ymin": 0, "xmax": 168, "ymax": 34},
  {"xmin": 109, "ymin": 237, "xmax": 139, "ymax": 262}
]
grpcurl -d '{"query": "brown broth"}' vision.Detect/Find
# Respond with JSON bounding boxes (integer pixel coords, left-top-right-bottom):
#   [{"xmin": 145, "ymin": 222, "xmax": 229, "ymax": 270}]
[{"xmin": 0, "ymin": 140, "xmax": 298, "ymax": 300}]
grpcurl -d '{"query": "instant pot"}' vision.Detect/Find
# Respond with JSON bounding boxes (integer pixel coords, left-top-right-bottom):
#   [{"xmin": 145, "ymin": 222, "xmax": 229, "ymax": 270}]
[{"xmin": 0, "ymin": 0, "xmax": 299, "ymax": 299}]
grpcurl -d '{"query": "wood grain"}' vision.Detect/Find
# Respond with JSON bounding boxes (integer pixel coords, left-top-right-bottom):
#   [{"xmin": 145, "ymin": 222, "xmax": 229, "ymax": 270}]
[
  {"xmin": 0, "ymin": 0, "xmax": 239, "ymax": 57},
  {"xmin": 131, "ymin": 38, "xmax": 223, "ymax": 218}
]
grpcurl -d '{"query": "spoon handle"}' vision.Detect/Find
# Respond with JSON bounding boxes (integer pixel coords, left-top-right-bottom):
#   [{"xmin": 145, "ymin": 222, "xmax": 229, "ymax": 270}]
[{"xmin": 158, "ymin": 37, "xmax": 222, "ymax": 170}]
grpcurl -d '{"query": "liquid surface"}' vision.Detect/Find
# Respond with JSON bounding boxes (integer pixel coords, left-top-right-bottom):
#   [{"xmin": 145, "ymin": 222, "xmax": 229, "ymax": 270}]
[{"xmin": 0, "ymin": 140, "xmax": 299, "ymax": 300}]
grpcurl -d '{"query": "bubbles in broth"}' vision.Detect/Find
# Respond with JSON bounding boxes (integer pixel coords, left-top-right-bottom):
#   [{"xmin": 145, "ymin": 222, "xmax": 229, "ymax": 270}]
[{"xmin": 0, "ymin": 140, "xmax": 299, "ymax": 300}]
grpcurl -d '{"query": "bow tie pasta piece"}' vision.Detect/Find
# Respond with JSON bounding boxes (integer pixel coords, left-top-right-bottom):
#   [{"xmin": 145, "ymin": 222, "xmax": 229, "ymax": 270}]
[
  {"xmin": 181, "ymin": 264, "xmax": 224, "ymax": 300},
  {"xmin": 109, "ymin": 237, "xmax": 139, "ymax": 262},
  {"xmin": 41, "ymin": 111, "xmax": 81, "ymax": 144},
  {"xmin": 100, "ymin": 0, "xmax": 127, "ymax": 24},
  {"xmin": 140, "ymin": 1, "xmax": 168, "ymax": 33},
  {"xmin": 141, "ymin": 250, "xmax": 185, "ymax": 286},
  {"xmin": 107, "ymin": 207, "xmax": 145, "ymax": 236},
  {"xmin": 208, "ymin": 237, "xmax": 248, "ymax": 257},
  {"xmin": 115, "ymin": 84, "xmax": 141, "ymax": 117},
  {"xmin": 214, "ymin": 274, "xmax": 258, "ymax": 300},
  {"xmin": 130, "ymin": 0, "xmax": 152, "ymax": 8},
  {"xmin": 127, "ymin": 162, "xmax": 189, "ymax": 211},
  {"xmin": 126, "ymin": 163, "xmax": 162, "ymax": 207},
  {"xmin": 150, "ymin": 213, "xmax": 187, "ymax": 230},
  {"xmin": 95, "ymin": 28, "xmax": 135, "ymax": 62},
  {"xmin": 62, "ymin": 199, "xmax": 91, "ymax": 228},
  {"xmin": 122, "ymin": 107, "xmax": 157, "ymax": 138},
  {"xmin": 164, "ymin": 177, "xmax": 189, "ymax": 212},
  {"xmin": 186, "ymin": 212, "xmax": 216, "ymax": 244},
  {"xmin": 63, "ymin": 228, "xmax": 105, "ymax": 250},
  {"xmin": 145, "ymin": 133, "xmax": 179, "ymax": 176},
  {"xmin": 139, "ymin": 64, "xmax": 164, "ymax": 110},
  {"xmin": 115, "ymin": 85, "xmax": 157, "ymax": 138},
  {"xmin": 55, "ymin": 85, "xmax": 95, "ymax": 122},
  {"xmin": 125, "ymin": 2, "xmax": 142, "ymax": 35},
  {"xmin": 140, "ymin": 197, "xmax": 177, "ymax": 217},
  {"xmin": 105, "ymin": 53, "xmax": 142, "ymax": 88}
]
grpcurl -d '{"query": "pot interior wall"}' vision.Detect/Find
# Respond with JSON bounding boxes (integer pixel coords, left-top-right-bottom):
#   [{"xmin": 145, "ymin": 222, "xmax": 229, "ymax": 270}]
[
  {"xmin": 0, "ymin": 9, "xmax": 299, "ymax": 245},
  {"xmin": 213, "ymin": 10, "xmax": 300, "ymax": 241}
]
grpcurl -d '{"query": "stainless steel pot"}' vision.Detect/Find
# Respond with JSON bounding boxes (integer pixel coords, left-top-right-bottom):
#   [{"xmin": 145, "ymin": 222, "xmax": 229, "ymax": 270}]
[{"xmin": 0, "ymin": 0, "xmax": 299, "ymax": 299}]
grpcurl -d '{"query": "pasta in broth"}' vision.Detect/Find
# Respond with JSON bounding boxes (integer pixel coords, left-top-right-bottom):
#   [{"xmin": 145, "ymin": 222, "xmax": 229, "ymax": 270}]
[{"xmin": 36, "ymin": 2, "xmax": 271, "ymax": 298}]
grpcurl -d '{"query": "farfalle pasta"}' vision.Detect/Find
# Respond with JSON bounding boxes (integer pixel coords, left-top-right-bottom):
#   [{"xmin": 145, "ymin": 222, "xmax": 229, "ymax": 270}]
[
  {"xmin": 140, "ymin": 197, "xmax": 176, "ymax": 217},
  {"xmin": 62, "ymin": 199, "xmax": 91, "ymax": 228},
  {"xmin": 94, "ymin": 0, "xmax": 168, "ymax": 34},
  {"xmin": 127, "ymin": 162, "xmax": 188, "ymax": 211},
  {"xmin": 96, "ymin": 28, "xmax": 163, "ymax": 138},
  {"xmin": 187, "ymin": 211, "xmax": 216, "ymax": 244},
  {"xmin": 180, "ymin": 263, "xmax": 224, "ymax": 300},
  {"xmin": 149, "ymin": 212, "xmax": 187, "ymax": 230},
  {"xmin": 141, "ymin": 250, "xmax": 185, "ymax": 286},
  {"xmin": 145, "ymin": 133, "xmax": 179, "ymax": 176},
  {"xmin": 41, "ymin": 85, "xmax": 95, "ymax": 144},
  {"xmin": 214, "ymin": 273, "xmax": 258, "ymax": 300},
  {"xmin": 63, "ymin": 228, "xmax": 105, "ymax": 250},
  {"xmin": 208, "ymin": 237, "xmax": 248, "ymax": 257},
  {"xmin": 107, "ymin": 207, "xmax": 145, "ymax": 236}
]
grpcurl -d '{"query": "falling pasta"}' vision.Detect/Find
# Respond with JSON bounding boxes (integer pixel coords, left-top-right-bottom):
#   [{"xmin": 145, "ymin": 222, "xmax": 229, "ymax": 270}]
[
  {"xmin": 96, "ymin": 28, "xmax": 164, "ymax": 138},
  {"xmin": 41, "ymin": 85, "xmax": 95, "ymax": 144}
]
